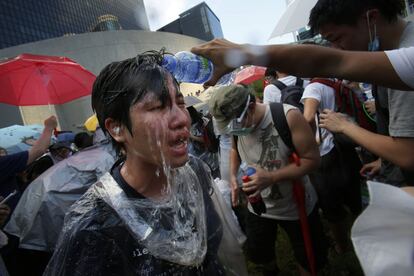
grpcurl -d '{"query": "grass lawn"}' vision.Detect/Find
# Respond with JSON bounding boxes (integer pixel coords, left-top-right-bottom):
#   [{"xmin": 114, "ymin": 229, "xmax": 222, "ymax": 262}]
[{"xmin": 244, "ymin": 225, "xmax": 364, "ymax": 276}]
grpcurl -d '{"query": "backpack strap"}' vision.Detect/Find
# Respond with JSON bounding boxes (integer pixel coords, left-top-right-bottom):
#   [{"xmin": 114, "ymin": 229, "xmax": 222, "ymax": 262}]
[
  {"xmin": 310, "ymin": 78, "xmax": 337, "ymax": 89},
  {"xmin": 272, "ymin": 80, "xmax": 287, "ymax": 91},
  {"xmin": 269, "ymin": 102, "xmax": 296, "ymax": 153},
  {"xmin": 295, "ymin": 77, "xmax": 304, "ymax": 87}
]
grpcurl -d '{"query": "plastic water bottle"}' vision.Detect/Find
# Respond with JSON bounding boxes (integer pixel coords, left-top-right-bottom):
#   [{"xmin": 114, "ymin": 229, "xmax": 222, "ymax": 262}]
[
  {"xmin": 242, "ymin": 167, "xmax": 267, "ymax": 215},
  {"xmin": 162, "ymin": 51, "xmax": 213, "ymax": 84}
]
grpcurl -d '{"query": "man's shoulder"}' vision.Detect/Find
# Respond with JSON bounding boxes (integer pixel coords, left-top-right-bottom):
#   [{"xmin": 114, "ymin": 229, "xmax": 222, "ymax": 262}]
[{"xmin": 264, "ymin": 83, "xmax": 281, "ymax": 92}]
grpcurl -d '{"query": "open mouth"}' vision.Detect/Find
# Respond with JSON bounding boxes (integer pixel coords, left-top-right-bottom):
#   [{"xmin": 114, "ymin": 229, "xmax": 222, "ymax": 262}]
[{"xmin": 170, "ymin": 137, "xmax": 188, "ymax": 156}]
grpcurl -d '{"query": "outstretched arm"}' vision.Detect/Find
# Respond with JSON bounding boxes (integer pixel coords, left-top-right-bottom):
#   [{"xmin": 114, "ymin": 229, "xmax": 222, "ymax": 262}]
[
  {"xmin": 319, "ymin": 110, "xmax": 414, "ymax": 170},
  {"xmin": 27, "ymin": 116, "xmax": 57, "ymax": 165},
  {"xmin": 191, "ymin": 39, "xmax": 411, "ymax": 90}
]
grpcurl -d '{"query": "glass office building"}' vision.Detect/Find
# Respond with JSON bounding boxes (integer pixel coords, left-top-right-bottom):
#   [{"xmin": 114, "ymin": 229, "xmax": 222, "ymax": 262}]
[
  {"xmin": 158, "ymin": 2, "xmax": 223, "ymax": 41},
  {"xmin": 0, "ymin": 0, "xmax": 149, "ymax": 49}
]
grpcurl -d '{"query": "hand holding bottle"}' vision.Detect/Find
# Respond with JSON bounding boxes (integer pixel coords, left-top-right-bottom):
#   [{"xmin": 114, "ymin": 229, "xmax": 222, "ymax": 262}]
[{"xmin": 242, "ymin": 166, "xmax": 267, "ymax": 215}]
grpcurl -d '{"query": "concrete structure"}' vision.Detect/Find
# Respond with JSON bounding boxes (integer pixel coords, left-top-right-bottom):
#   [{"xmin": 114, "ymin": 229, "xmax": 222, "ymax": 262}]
[{"xmin": 0, "ymin": 30, "xmax": 205, "ymax": 131}]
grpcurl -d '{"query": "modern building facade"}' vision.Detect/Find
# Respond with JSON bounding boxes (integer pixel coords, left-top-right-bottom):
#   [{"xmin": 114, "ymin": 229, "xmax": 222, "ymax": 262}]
[
  {"xmin": 157, "ymin": 2, "xmax": 223, "ymax": 41},
  {"xmin": 0, "ymin": 0, "xmax": 149, "ymax": 49}
]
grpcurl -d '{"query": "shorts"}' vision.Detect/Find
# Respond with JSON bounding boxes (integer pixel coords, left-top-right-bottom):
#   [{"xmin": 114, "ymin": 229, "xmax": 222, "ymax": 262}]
[{"xmin": 310, "ymin": 145, "xmax": 362, "ymax": 222}]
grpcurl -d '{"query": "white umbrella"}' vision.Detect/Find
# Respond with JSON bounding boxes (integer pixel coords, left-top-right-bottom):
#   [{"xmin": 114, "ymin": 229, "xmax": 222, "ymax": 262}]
[{"xmin": 269, "ymin": 0, "xmax": 317, "ymax": 39}]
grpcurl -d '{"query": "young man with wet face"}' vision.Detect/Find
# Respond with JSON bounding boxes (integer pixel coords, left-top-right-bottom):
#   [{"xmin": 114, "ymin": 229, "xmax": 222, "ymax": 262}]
[{"xmin": 44, "ymin": 52, "xmax": 224, "ymax": 275}]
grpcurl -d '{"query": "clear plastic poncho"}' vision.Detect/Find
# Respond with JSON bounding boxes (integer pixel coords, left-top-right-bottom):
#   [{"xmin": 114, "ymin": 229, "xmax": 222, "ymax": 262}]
[
  {"xmin": 93, "ymin": 163, "xmax": 208, "ymax": 266},
  {"xmin": 43, "ymin": 157, "xmax": 231, "ymax": 275},
  {"xmin": 4, "ymin": 140, "xmax": 116, "ymax": 252}
]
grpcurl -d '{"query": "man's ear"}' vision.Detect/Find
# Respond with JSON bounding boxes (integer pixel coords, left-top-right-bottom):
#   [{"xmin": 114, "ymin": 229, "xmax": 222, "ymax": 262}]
[{"xmin": 105, "ymin": 118, "xmax": 125, "ymax": 143}]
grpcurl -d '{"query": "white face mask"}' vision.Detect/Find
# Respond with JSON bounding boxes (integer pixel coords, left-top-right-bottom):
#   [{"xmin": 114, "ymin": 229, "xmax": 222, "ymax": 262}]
[{"xmin": 227, "ymin": 121, "xmax": 255, "ymax": 136}]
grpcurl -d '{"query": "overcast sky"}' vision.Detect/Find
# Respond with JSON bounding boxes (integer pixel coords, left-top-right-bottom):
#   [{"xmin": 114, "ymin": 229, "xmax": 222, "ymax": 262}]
[{"xmin": 143, "ymin": 0, "xmax": 295, "ymax": 45}]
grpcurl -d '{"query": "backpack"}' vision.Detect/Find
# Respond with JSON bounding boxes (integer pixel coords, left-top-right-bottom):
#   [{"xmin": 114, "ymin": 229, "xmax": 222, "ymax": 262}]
[
  {"xmin": 202, "ymin": 117, "xmax": 220, "ymax": 153},
  {"xmin": 310, "ymin": 78, "xmax": 376, "ymax": 132},
  {"xmin": 272, "ymin": 78, "xmax": 305, "ymax": 112}
]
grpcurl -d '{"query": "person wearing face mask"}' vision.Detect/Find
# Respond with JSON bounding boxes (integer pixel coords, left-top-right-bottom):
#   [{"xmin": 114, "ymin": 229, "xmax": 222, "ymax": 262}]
[
  {"xmin": 191, "ymin": 1, "xmax": 414, "ymax": 184},
  {"xmin": 209, "ymin": 85, "xmax": 327, "ymax": 276},
  {"xmin": 308, "ymin": 0, "xmax": 414, "ymax": 188}
]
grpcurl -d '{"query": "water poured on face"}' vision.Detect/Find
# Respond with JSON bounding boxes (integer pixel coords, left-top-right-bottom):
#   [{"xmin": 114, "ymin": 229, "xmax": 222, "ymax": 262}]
[{"xmin": 123, "ymin": 76, "xmax": 190, "ymax": 197}]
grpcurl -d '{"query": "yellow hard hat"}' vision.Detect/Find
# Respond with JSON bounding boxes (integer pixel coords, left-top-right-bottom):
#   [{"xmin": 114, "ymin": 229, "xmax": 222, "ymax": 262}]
[{"xmin": 84, "ymin": 114, "xmax": 98, "ymax": 132}]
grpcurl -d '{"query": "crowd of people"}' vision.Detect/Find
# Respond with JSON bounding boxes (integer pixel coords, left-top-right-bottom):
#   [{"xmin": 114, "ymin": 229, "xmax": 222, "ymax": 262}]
[{"xmin": 0, "ymin": 0, "xmax": 413, "ymax": 275}]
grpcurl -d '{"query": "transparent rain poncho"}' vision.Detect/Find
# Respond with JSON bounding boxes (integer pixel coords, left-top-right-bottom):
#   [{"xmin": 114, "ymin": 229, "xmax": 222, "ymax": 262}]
[
  {"xmin": 94, "ymin": 163, "xmax": 208, "ymax": 265},
  {"xmin": 43, "ymin": 157, "xmax": 226, "ymax": 275}
]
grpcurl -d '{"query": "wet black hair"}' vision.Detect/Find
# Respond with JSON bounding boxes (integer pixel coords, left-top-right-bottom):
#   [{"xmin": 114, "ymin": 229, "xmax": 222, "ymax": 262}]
[
  {"xmin": 74, "ymin": 132, "xmax": 93, "ymax": 150},
  {"xmin": 264, "ymin": 67, "xmax": 277, "ymax": 78},
  {"xmin": 91, "ymin": 50, "xmax": 178, "ymax": 152},
  {"xmin": 25, "ymin": 155, "xmax": 54, "ymax": 184},
  {"xmin": 187, "ymin": 106, "xmax": 204, "ymax": 125},
  {"xmin": 309, "ymin": 0, "xmax": 406, "ymax": 35}
]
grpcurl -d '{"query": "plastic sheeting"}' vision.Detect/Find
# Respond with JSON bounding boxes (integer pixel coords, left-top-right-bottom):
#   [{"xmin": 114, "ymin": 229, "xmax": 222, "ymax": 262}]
[
  {"xmin": 43, "ymin": 157, "xmax": 227, "ymax": 275},
  {"xmin": 211, "ymin": 179, "xmax": 248, "ymax": 276},
  {"xmin": 351, "ymin": 181, "xmax": 414, "ymax": 276},
  {"xmin": 4, "ymin": 141, "xmax": 116, "ymax": 252},
  {"xmin": 94, "ymin": 166, "xmax": 208, "ymax": 266}
]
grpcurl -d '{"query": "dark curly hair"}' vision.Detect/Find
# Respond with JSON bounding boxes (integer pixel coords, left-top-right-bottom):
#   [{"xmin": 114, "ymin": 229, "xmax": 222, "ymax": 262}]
[
  {"xmin": 309, "ymin": 0, "xmax": 406, "ymax": 34},
  {"xmin": 91, "ymin": 50, "xmax": 178, "ymax": 153}
]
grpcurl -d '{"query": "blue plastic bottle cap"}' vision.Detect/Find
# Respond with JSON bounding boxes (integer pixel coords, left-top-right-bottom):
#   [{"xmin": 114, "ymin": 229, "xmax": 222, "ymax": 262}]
[
  {"xmin": 162, "ymin": 55, "xmax": 177, "ymax": 74},
  {"xmin": 246, "ymin": 167, "xmax": 256, "ymax": 177}
]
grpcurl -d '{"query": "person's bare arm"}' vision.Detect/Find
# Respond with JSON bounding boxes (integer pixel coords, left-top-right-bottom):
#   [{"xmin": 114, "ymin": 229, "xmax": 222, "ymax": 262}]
[
  {"xmin": 27, "ymin": 116, "xmax": 57, "ymax": 165},
  {"xmin": 302, "ymin": 98, "xmax": 320, "ymax": 135},
  {"xmin": 191, "ymin": 39, "xmax": 410, "ymax": 90},
  {"xmin": 319, "ymin": 110, "xmax": 414, "ymax": 170},
  {"xmin": 243, "ymin": 109, "xmax": 320, "ymax": 195},
  {"xmin": 229, "ymin": 137, "xmax": 241, "ymax": 207}
]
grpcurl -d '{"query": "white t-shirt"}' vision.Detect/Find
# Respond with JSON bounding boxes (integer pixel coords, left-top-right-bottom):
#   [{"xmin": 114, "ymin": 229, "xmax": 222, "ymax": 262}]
[
  {"xmin": 300, "ymin": 82, "xmax": 335, "ymax": 156},
  {"xmin": 237, "ymin": 104, "xmax": 317, "ymax": 220},
  {"xmin": 385, "ymin": 47, "xmax": 414, "ymax": 89},
  {"xmin": 263, "ymin": 75, "xmax": 309, "ymax": 104}
]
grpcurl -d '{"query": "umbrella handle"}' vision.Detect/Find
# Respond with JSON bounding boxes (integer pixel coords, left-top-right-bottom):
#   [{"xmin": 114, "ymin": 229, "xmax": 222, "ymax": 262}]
[{"xmin": 290, "ymin": 152, "xmax": 317, "ymax": 276}]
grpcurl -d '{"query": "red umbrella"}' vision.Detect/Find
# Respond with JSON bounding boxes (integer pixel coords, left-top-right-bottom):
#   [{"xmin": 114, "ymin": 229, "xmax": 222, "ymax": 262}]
[
  {"xmin": 0, "ymin": 53, "xmax": 96, "ymax": 106},
  {"xmin": 233, "ymin": 66, "xmax": 266, "ymax": 85}
]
